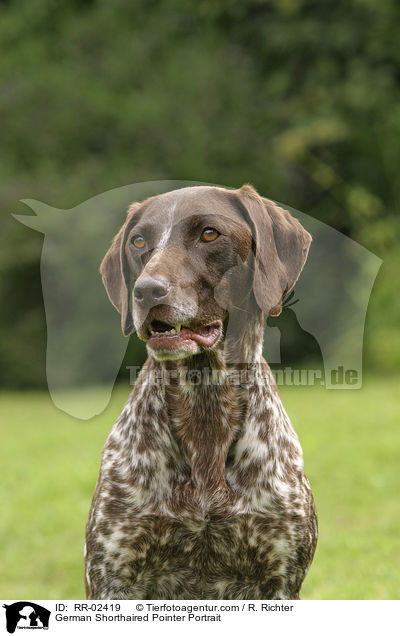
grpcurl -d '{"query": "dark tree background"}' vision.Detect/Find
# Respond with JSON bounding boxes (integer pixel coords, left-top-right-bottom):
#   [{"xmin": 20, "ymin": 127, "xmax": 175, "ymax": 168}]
[{"xmin": 1, "ymin": 0, "xmax": 399, "ymax": 387}]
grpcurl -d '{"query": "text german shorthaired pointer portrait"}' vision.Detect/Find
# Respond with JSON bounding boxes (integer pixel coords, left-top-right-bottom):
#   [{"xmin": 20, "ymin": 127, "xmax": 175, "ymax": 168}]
[{"xmin": 85, "ymin": 184, "xmax": 318, "ymax": 599}]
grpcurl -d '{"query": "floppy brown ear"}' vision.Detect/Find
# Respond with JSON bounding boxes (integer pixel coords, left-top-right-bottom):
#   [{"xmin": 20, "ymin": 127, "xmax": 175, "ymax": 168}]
[
  {"xmin": 100, "ymin": 202, "xmax": 140, "ymax": 336},
  {"xmin": 237, "ymin": 185, "xmax": 312, "ymax": 316}
]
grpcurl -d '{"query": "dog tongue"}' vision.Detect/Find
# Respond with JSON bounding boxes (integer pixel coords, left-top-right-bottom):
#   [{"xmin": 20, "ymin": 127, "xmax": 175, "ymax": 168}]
[{"xmin": 182, "ymin": 324, "xmax": 221, "ymax": 347}]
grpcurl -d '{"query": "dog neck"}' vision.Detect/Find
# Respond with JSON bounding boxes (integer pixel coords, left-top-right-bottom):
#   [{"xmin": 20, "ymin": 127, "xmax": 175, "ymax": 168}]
[
  {"xmin": 160, "ymin": 308, "xmax": 266, "ymax": 509},
  {"xmin": 223, "ymin": 306, "xmax": 265, "ymax": 364},
  {"xmin": 120, "ymin": 307, "xmax": 304, "ymax": 516}
]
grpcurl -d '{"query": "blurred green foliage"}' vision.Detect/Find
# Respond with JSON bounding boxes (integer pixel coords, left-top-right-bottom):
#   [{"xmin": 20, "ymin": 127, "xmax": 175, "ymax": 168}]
[{"xmin": 0, "ymin": 0, "xmax": 399, "ymax": 387}]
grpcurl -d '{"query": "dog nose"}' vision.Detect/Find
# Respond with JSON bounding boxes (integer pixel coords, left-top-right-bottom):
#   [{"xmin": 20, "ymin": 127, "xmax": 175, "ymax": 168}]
[{"xmin": 133, "ymin": 276, "xmax": 171, "ymax": 307}]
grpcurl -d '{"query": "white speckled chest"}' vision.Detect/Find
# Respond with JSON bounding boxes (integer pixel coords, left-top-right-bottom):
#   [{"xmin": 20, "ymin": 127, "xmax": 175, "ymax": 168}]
[{"xmin": 85, "ymin": 360, "xmax": 317, "ymax": 600}]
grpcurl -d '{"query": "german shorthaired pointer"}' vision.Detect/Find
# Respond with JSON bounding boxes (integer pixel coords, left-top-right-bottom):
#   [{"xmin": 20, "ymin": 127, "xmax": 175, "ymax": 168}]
[{"xmin": 85, "ymin": 184, "xmax": 317, "ymax": 599}]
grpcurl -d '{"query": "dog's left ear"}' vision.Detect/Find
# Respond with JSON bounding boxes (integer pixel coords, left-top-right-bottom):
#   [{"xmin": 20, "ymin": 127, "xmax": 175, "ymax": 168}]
[
  {"xmin": 100, "ymin": 202, "xmax": 141, "ymax": 336},
  {"xmin": 237, "ymin": 184, "xmax": 312, "ymax": 316}
]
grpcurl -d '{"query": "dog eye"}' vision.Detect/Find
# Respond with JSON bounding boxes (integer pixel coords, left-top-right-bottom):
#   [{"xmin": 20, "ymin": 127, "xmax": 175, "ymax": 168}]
[
  {"xmin": 132, "ymin": 235, "xmax": 146, "ymax": 249},
  {"xmin": 201, "ymin": 228, "xmax": 220, "ymax": 242}
]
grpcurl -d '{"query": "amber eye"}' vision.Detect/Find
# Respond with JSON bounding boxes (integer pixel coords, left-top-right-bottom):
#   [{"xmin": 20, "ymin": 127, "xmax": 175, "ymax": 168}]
[
  {"xmin": 201, "ymin": 227, "xmax": 220, "ymax": 242},
  {"xmin": 132, "ymin": 235, "xmax": 146, "ymax": 249}
]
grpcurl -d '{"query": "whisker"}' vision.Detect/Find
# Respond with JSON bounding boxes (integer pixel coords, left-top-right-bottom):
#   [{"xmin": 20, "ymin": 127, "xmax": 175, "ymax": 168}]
[{"xmin": 230, "ymin": 304, "xmax": 252, "ymax": 315}]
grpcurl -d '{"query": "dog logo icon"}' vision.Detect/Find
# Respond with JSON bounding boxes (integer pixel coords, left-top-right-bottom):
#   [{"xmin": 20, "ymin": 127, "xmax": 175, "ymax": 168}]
[{"xmin": 2, "ymin": 602, "xmax": 50, "ymax": 633}]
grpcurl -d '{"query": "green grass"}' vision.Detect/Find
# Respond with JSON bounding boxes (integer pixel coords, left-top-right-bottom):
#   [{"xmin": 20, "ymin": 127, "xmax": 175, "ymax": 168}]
[{"xmin": 0, "ymin": 376, "xmax": 399, "ymax": 599}]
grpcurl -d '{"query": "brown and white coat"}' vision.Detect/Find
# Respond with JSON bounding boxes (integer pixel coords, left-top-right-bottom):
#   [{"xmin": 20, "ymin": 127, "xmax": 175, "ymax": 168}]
[{"xmin": 85, "ymin": 184, "xmax": 318, "ymax": 600}]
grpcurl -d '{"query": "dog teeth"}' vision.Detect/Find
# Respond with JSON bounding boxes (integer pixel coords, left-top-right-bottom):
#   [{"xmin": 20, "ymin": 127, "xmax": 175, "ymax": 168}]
[{"xmin": 149, "ymin": 324, "xmax": 181, "ymax": 336}]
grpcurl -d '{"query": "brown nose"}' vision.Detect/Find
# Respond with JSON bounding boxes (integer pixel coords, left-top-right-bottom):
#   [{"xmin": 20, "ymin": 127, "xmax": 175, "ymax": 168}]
[{"xmin": 133, "ymin": 276, "xmax": 171, "ymax": 308}]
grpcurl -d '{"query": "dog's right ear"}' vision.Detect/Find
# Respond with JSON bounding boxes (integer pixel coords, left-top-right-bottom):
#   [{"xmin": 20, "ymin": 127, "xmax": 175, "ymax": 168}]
[{"xmin": 100, "ymin": 202, "xmax": 141, "ymax": 336}]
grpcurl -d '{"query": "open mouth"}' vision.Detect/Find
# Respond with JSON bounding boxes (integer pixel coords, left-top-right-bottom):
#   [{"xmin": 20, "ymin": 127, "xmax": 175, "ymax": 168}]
[{"xmin": 146, "ymin": 319, "xmax": 223, "ymax": 351}]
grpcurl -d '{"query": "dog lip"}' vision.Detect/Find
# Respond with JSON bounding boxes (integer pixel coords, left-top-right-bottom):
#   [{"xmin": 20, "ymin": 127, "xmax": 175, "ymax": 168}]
[{"xmin": 147, "ymin": 320, "xmax": 223, "ymax": 350}]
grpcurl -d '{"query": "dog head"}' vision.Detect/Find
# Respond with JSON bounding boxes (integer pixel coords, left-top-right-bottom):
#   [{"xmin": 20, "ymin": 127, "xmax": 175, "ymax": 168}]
[{"xmin": 100, "ymin": 184, "xmax": 311, "ymax": 361}]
